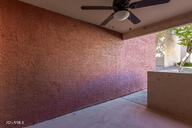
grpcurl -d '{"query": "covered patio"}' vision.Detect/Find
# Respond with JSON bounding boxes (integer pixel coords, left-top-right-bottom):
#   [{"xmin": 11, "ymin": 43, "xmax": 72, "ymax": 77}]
[{"xmin": 0, "ymin": 0, "xmax": 192, "ymax": 128}]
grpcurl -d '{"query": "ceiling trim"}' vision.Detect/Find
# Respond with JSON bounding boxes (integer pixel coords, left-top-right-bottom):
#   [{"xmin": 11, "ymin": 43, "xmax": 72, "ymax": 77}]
[{"xmin": 122, "ymin": 10, "xmax": 192, "ymax": 40}]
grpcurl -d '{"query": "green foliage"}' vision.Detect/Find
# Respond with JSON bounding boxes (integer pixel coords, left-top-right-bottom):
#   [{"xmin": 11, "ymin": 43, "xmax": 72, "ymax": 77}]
[
  {"xmin": 171, "ymin": 25, "xmax": 192, "ymax": 47},
  {"xmin": 177, "ymin": 62, "xmax": 192, "ymax": 67}
]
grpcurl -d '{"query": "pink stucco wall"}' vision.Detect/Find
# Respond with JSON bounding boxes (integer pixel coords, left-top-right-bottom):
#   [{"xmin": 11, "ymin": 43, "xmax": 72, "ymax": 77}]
[{"xmin": 0, "ymin": 0, "xmax": 156, "ymax": 127}]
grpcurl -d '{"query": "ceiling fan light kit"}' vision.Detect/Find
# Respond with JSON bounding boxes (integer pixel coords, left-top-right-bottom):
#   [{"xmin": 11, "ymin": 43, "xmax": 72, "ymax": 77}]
[
  {"xmin": 113, "ymin": 11, "xmax": 130, "ymax": 21},
  {"xmin": 81, "ymin": 0, "xmax": 170, "ymax": 26}
]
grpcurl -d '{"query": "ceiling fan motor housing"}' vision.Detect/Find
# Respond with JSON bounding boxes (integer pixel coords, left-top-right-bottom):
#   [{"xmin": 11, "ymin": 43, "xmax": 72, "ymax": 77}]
[{"xmin": 113, "ymin": 0, "xmax": 130, "ymax": 12}]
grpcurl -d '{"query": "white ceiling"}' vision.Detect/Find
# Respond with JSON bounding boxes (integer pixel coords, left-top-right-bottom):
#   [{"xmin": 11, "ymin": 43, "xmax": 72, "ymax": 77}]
[{"xmin": 18, "ymin": 0, "xmax": 192, "ymax": 33}]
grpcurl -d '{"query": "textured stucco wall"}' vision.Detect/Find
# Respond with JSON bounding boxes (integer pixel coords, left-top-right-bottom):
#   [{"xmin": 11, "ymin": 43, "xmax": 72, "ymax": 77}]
[{"xmin": 0, "ymin": 0, "xmax": 155, "ymax": 127}]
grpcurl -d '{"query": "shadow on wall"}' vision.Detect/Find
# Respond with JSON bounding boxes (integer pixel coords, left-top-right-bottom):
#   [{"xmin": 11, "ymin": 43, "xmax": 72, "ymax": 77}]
[
  {"xmin": 1, "ymin": 71, "xmax": 142, "ymax": 126},
  {"xmin": 65, "ymin": 72, "xmax": 143, "ymax": 107}
]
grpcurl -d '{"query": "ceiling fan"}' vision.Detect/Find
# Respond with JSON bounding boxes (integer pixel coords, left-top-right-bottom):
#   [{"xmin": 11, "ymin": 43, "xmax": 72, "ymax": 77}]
[{"xmin": 81, "ymin": 0, "xmax": 170, "ymax": 26}]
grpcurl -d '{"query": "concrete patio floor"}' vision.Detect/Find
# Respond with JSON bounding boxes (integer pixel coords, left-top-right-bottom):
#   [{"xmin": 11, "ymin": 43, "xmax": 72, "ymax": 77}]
[{"xmin": 27, "ymin": 90, "xmax": 192, "ymax": 128}]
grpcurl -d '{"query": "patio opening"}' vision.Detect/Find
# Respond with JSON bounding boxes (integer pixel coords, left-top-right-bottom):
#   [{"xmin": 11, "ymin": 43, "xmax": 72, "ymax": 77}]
[{"xmin": 156, "ymin": 24, "xmax": 192, "ymax": 72}]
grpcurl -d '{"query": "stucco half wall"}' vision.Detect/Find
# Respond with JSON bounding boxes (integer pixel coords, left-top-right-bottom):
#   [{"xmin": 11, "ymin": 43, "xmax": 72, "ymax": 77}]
[{"xmin": 0, "ymin": 0, "xmax": 156, "ymax": 127}]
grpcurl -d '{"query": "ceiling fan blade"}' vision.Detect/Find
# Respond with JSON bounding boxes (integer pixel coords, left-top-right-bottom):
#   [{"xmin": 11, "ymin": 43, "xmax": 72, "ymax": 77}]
[
  {"xmin": 129, "ymin": 0, "xmax": 170, "ymax": 9},
  {"xmin": 81, "ymin": 6, "xmax": 113, "ymax": 10},
  {"xmin": 128, "ymin": 11, "xmax": 141, "ymax": 24},
  {"xmin": 100, "ymin": 13, "xmax": 115, "ymax": 26}
]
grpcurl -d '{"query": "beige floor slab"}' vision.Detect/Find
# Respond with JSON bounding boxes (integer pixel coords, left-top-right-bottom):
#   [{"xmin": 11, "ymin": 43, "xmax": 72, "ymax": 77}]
[
  {"xmin": 122, "ymin": 89, "xmax": 147, "ymax": 106},
  {"xmin": 26, "ymin": 97, "xmax": 192, "ymax": 128}
]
